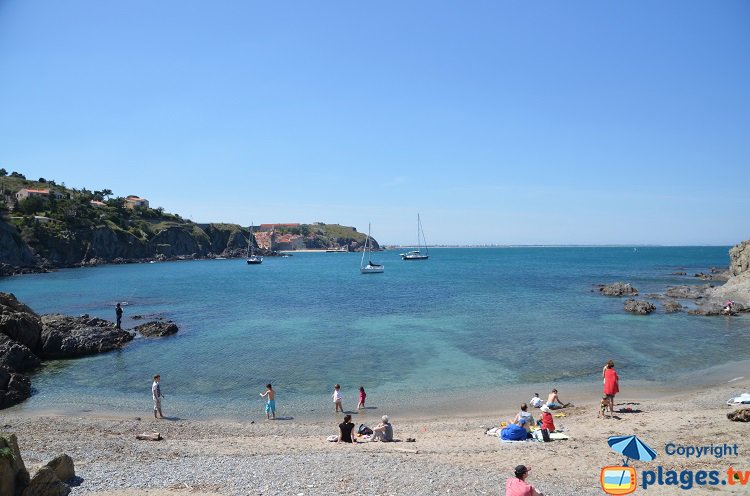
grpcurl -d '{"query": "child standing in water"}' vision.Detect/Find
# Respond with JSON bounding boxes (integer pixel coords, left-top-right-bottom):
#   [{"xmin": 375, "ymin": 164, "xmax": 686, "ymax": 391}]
[
  {"xmin": 260, "ymin": 383, "xmax": 276, "ymax": 420},
  {"xmin": 357, "ymin": 386, "xmax": 366, "ymax": 410},
  {"xmin": 332, "ymin": 384, "xmax": 343, "ymax": 413}
]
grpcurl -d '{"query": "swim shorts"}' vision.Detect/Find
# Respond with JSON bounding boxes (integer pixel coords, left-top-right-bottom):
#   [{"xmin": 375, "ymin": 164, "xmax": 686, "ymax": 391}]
[{"xmin": 265, "ymin": 399, "xmax": 276, "ymax": 413}]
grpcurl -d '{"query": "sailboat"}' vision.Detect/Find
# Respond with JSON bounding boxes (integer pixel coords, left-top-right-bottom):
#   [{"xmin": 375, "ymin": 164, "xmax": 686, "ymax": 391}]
[
  {"xmin": 360, "ymin": 223, "xmax": 384, "ymax": 274},
  {"xmin": 246, "ymin": 223, "xmax": 263, "ymax": 265},
  {"xmin": 400, "ymin": 214, "xmax": 429, "ymax": 260}
]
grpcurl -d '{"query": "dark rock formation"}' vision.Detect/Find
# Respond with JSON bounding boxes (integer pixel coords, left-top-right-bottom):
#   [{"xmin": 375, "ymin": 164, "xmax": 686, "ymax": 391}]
[
  {"xmin": 597, "ymin": 282, "xmax": 638, "ymax": 296},
  {"xmin": 0, "ymin": 334, "xmax": 40, "ymax": 372},
  {"xmin": 0, "ymin": 221, "xmax": 36, "ymax": 269},
  {"xmin": 44, "ymin": 455, "xmax": 75, "ymax": 484},
  {"xmin": 0, "ymin": 433, "xmax": 30, "ymax": 496},
  {"xmin": 21, "ymin": 466, "xmax": 70, "ymax": 496},
  {"xmin": 729, "ymin": 240, "xmax": 750, "ymax": 277},
  {"xmin": 671, "ymin": 271, "xmax": 687, "ymax": 276},
  {"xmin": 134, "ymin": 321, "xmax": 178, "ymax": 338},
  {"xmin": 728, "ymin": 408, "xmax": 750, "ymax": 422},
  {"xmin": 0, "ymin": 366, "xmax": 31, "ymax": 409},
  {"xmin": 39, "ymin": 314, "xmax": 134, "ymax": 359},
  {"xmin": 0, "ymin": 293, "xmax": 43, "ymax": 352},
  {"xmin": 624, "ymin": 299, "xmax": 656, "ymax": 315},
  {"xmin": 663, "ymin": 301, "xmax": 683, "ymax": 313},
  {"xmin": 688, "ymin": 301, "xmax": 747, "ymax": 316}
]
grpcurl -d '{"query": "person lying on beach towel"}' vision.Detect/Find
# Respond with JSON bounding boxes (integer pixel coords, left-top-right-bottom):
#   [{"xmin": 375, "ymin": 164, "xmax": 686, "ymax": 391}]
[{"xmin": 500, "ymin": 418, "xmax": 529, "ymax": 441}]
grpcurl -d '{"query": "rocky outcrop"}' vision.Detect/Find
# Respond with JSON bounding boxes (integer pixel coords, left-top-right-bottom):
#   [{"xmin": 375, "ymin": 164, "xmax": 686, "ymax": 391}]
[
  {"xmin": 728, "ymin": 408, "xmax": 750, "ymax": 422},
  {"xmin": 0, "ymin": 221, "xmax": 35, "ymax": 269},
  {"xmin": 597, "ymin": 282, "xmax": 638, "ymax": 296},
  {"xmin": 134, "ymin": 320, "xmax": 178, "ymax": 338},
  {"xmin": 663, "ymin": 301, "xmax": 683, "ymax": 313},
  {"xmin": 44, "ymin": 454, "xmax": 74, "ymax": 483},
  {"xmin": 39, "ymin": 314, "xmax": 134, "ymax": 359},
  {"xmin": 688, "ymin": 301, "xmax": 747, "ymax": 316},
  {"xmin": 0, "ymin": 366, "xmax": 31, "ymax": 409},
  {"xmin": 21, "ymin": 466, "xmax": 70, "ymax": 496},
  {"xmin": 665, "ymin": 285, "xmax": 710, "ymax": 300},
  {"xmin": 0, "ymin": 433, "xmax": 30, "ymax": 496},
  {"xmin": 0, "ymin": 335, "xmax": 40, "ymax": 372},
  {"xmin": 0, "ymin": 293, "xmax": 42, "ymax": 352},
  {"xmin": 624, "ymin": 299, "xmax": 656, "ymax": 315},
  {"xmin": 729, "ymin": 240, "xmax": 750, "ymax": 277}
]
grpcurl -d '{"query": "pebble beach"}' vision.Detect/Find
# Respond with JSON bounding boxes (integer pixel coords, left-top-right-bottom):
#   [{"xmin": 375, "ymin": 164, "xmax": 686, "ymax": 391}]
[{"xmin": 5, "ymin": 377, "xmax": 750, "ymax": 495}]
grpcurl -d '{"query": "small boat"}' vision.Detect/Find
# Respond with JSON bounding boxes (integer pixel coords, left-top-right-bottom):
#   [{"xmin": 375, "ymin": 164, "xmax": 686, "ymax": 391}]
[
  {"xmin": 246, "ymin": 223, "xmax": 263, "ymax": 265},
  {"xmin": 400, "ymin": 214, "xmax": 429, "ymax": 260},
  {"xmin": 360, "ymin": 223, "xmax": 383, "ymax": 274}
]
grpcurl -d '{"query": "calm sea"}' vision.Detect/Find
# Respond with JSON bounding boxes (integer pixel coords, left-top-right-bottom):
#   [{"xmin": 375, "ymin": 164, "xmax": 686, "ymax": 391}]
[{"xmin": 2, "ymin": 247, "xmax": 748, "ymax": 420}]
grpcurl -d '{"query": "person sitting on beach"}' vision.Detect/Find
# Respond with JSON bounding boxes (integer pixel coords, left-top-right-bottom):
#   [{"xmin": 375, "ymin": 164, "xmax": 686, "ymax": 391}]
[
  {"xmin": 539, "ymin": 405, "xmax": 555, "ymax": 432},
  {"xmin": 506, "ymin": 464, "xmax": 545, "ymax": 496},
  {"xmin": 370, "ymin": 415, "xmax": 393, "ymax": 442},
  {"xmin": 501, "ymin": 418, "xmax": 529, "ymax": 441},
  {"xmin": 529, "ymin": 393, "xmax": 543, "ymax": 408},
  {"xmin": 338, "ymin": 414, "xmax": 356, "ymax": 444},
  {"xmin": 546, "ymin": 389, "xmax": 570, "ymax": 409},
  {"xmin": 513, "ymin": 403, "xmax": 534, "ymax": 433}
]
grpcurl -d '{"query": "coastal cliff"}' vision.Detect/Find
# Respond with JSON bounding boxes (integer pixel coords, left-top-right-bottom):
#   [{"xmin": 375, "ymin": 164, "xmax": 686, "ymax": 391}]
[
  {"xmin": 707, "ymin": 239, "xmax": 750, "ymax": 305},
  {"xmin": 0, "ymin": 172, "xmax": 377, "ymax": 273}
]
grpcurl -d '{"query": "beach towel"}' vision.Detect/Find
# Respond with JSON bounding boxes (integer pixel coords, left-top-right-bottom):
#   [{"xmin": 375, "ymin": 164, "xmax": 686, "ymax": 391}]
[
  {"xmin": 549, "ymin": 432, "xmax": 570, "ymax": 441},
  {"xmin": 727, "ymin": 393, "xmax": 750, "ymax": 405}
]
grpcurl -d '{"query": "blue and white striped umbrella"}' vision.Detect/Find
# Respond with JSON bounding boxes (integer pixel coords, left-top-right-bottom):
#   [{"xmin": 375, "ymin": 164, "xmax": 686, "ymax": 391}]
[{"xmin": 608, "ymin": 435, "xmax": 657, "ymax": 465}]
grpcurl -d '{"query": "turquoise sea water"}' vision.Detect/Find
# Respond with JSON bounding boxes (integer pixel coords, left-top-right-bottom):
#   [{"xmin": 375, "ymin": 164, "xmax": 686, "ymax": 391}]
[{"xmin": 2, "ymin": 247, "xmax": 749, "ymax": 419}]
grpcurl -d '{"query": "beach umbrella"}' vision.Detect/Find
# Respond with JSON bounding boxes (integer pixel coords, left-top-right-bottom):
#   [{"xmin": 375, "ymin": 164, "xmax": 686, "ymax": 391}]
[
  {"xmin": 608, "ymin": 435, "xmax": 657, "ymax": 465},
  {"xmin": 608, "ymin": 435, "xmax": 657, "ymax": 487}
]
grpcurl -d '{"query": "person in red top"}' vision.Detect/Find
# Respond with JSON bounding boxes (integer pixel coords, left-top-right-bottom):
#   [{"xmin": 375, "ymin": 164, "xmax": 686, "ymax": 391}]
[
  {"xmin": 539, "ymin": 405, "xmax": 555, "ymax": 432},
  {"xmin": 603, "ymin": 359, "xmax": 620, "ymax": 417},
  {"xmin": 505, "ymin": 465, "xmax": 545, "ymax": 496}
]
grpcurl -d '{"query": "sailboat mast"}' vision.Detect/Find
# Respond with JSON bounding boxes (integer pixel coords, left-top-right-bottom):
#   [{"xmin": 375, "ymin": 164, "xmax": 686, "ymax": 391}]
[
  {"xmin": 419, "ymin": 214, "xmax": 428, "ymax": 255},
  {"xmin": 361, "ymin": 223, "xmax": 369, "ymax": 268}
]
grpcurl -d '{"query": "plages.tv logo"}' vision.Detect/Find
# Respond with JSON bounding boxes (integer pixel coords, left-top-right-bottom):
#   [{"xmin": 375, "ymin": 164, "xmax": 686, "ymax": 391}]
[{"xmin": 600, "ymin": 435, "xmax": 657, "ymax": 495}]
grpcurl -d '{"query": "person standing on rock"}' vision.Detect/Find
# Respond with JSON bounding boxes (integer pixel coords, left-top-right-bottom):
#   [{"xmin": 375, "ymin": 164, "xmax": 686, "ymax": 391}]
[
  {"xmin": 152, "ymin": 374, "xmax": 165, "ymax": 419},
  {"xmin": 115, "ymin": 303, "xmax": 123, "ymax": 329}
]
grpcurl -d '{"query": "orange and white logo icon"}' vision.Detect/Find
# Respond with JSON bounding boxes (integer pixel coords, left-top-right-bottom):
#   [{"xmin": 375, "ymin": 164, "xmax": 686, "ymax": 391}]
[{"xmin": 600, "ymin": 465, "xmax": 637, "ymax": 495}]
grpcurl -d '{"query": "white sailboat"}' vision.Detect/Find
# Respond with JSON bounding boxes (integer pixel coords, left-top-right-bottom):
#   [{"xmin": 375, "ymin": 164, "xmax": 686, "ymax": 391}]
[
  {"xmin": 400, "ymin": 214, "xmax": 429, "ymax": 260},
  {"xmin": 246, "ymin": 223, "xmax": 263, "ymax": 265},
  {"xmin": 360, "ymin": 223, "xmax": 384, "ymax": 274}
]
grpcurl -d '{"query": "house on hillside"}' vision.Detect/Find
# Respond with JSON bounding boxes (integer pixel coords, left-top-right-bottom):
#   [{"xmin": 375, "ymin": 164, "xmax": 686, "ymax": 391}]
[
  {"xmin": 273, "ymin": 233, "xmax": 305, "ymax": 251},
  {"xmin": 124, "ymin": 195, "xmax": 149, "ymax": 209},
  {"xmin": 15, "ymin": 188, "xmax": 64, "ymax": 201},
  {"xmin": 90, "ymin": 200, "xmax": 106, "ymax": 207}
]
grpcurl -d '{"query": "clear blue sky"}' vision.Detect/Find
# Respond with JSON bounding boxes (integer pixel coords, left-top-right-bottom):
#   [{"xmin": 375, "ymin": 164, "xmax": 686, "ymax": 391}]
[{"xmin": 1, "ymin": 1, "xmax": 748, "ymax": 245}]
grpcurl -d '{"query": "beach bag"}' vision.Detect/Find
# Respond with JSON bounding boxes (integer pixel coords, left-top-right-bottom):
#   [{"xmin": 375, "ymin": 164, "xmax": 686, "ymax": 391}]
[
  {"xmin": 532, "ymin": 429, "xmax": 551, "ymax": 442},
  {"xmin": 358, "ymin": 424, "xmax": 373, "ymax": 436}
]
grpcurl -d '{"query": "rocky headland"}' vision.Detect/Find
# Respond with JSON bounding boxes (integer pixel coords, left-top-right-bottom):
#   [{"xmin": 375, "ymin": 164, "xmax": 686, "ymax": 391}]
[
  {"xmin": 0, "ymin": 292, "xmax": 179, "ymax": 410},
  {"xmin": 596, "ymin": 238, "xmax": 750, "ymax": 316}
]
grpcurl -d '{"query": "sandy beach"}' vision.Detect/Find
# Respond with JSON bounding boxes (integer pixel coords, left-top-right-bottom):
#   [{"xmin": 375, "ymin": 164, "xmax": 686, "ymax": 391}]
[{"xmin": 5, "ymin": 376, "xmax": 750, "ymax": 496}]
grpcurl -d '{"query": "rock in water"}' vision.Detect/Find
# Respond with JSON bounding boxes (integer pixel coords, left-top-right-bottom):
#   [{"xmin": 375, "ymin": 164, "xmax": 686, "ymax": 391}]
[
  {"xmin": 20, "ymin": 466, "xmax": 70, "ymax": 496},
  {"xmin": 663, "ymin": 301, "xmax": 683, "ymax": 313},
  {"xmin": 134, "ymin": 321, "xmax": 179, "ymax": 337},
  {"xmin": 0, "ymin": 366, "xmax": 32, "ymax": 409},
  {"xmin": 624, "ymin": 299, "xmax": 656, "ymax": 315},
  {"xmin": 44, "ymin": 455, "xmax": 75, "ymax": 484},
  {"xmin": 39, "ymin": 314, "xmax": 134, "ymax": 359},
  {"xmin": 597, "ymin": 282, "xmax": 638, "ymax": 296},
  {"xmin": 0, "ymin": 335, "xmax": 40, "ymax": 373}
]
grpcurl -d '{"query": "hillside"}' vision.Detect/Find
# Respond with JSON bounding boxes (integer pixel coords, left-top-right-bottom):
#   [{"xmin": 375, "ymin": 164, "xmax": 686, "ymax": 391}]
[{"xmin": 0, "ymin": 170, "xmax": 378, "ymax": 274}]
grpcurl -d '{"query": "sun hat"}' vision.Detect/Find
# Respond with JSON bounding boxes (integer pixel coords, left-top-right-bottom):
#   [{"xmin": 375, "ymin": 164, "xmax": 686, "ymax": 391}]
[
  {"xmin": 514, "ymin": 465, "xmax": 530, "ymax": 476},
  {"xmin": 540, "ymin": 405, "xmax": 551, "ymax": 413}
]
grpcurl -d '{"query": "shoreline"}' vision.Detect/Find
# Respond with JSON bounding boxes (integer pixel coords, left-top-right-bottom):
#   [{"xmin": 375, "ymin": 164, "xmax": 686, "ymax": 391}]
[
  {"xmin": 4, "ymin": 375, "xmax": 750, "ymax": 495},
  {"xmin": 10, "ymin": 357, "xmax": 750, "ymax": 423}
]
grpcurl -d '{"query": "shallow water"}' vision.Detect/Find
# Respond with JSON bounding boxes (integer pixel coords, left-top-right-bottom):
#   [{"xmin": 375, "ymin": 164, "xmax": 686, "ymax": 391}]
[{"xmin": 2, "ymin": 247, "xmax": 748, "ymax": 419}]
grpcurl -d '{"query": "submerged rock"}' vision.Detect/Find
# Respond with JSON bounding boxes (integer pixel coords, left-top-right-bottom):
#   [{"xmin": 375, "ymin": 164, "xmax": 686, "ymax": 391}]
[
  {"xmin": 663, "ymin": 301, "xmax": 683, "ymax": 313},
  {"xmin": 597, "ymin": 282, "xmax": 638, "ymax": 297},
  {"xmin": 624, "ymin": 299, "xmax": 656, "ymax": 315},
  {"xmin": 134, "ymin": 321, "xmax": 179, "ymax": 338},
  {"xmin": 665, "ymin": 285, "xmax": 710, "ymax": 300},
  {"xmin": 39, "ymin": 314, "xmax": 134, "ymax": 359}
]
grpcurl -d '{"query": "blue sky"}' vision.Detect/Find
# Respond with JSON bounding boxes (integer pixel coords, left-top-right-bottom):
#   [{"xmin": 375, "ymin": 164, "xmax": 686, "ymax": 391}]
[{"xmin": 0, "ymin": 1, "xmax": 748, "ymax": 245}]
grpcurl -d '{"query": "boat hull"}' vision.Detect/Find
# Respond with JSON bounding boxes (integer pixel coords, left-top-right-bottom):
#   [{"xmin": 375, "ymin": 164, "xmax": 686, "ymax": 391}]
[
  {"xmin": 400, "ymin": 254, "xmax": 429, "ymax": 260},
  {"xmin": 246, "ymin": 257, "xmax": 263, "ymax": 265},
  {"xmin": 360, "ymin": 266, "xmax": 384, "ymax": 274}
]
